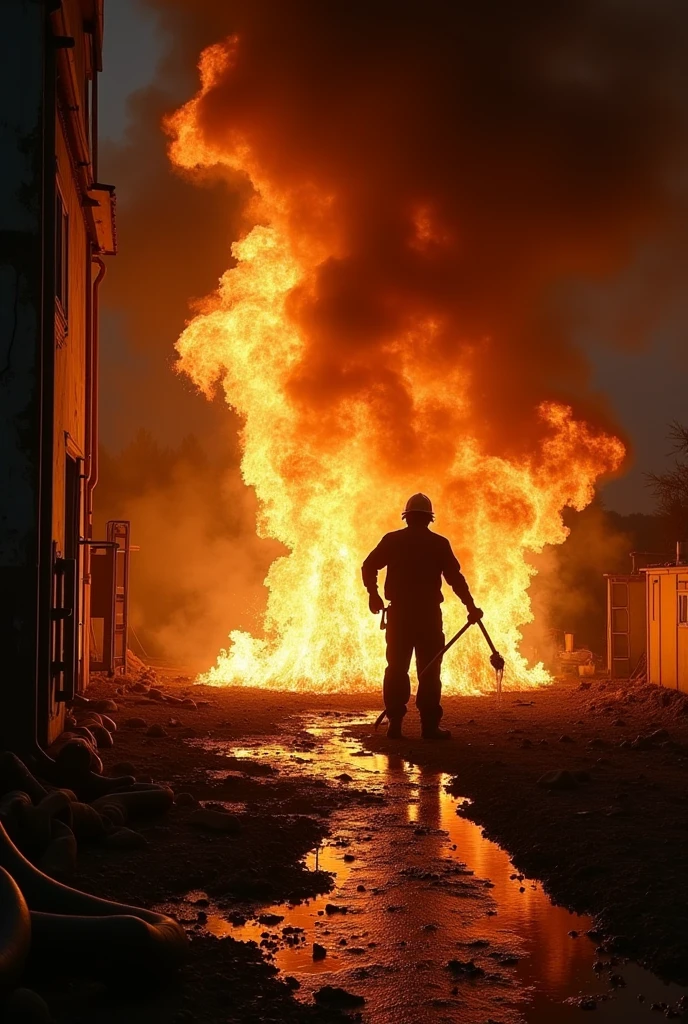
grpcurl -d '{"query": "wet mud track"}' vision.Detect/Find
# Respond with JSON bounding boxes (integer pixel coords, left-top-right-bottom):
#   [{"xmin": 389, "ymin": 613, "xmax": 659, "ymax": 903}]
[{"xmin": 161, "ymin": 711, "xmax": 688, "ymax": 1023}]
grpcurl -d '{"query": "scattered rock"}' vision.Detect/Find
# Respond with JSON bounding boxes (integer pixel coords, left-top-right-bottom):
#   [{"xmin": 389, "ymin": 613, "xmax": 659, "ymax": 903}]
[
  {"xmin": 94, "ymin": 699, "xmax": 118, "ymax": 713},
  {"xmin": 123, "ymin": 718, "xmax": 148, "ymax": 730},
  {"xmin": 224, "ymin": 757, "xmax": 276, "ymax": 777},
  {"xmin": 146, "ymin": 724, "xmax": 167, "ymax": 738},
  {"xmin": 178, "ymin": 727, "xmax": 197, "ymax": 739},
  {"xmin": 188, "ymin": 808, "xmax": 241, "ymax": 834},
  {"xmin": 313, "ymin": 985, "xmax": 365, "ymax": 1008},
  {"xmin": 631, "ymin": 728, "xmax": 671, "ymax": 751},
  {"xmin": 182, "ymin": 698, "xmax": 197, "ymax": 708},
  {"xmin": 175, "ymin": 792, "xmax": 197, "ymax": 807},
  {"xmin": 336, "ymin": 773, "xmax": 353, "ymax": 782},
  {"xmin": 312, "ymin": 942, "xmax": 327, "ymax": 960},
  {"xmin": 148, "ymin": 688, "xmax": 165, "ymax": 702},
  {"xmin": 537, "ymin": 770, "xmax": 579, "ymax": 791},
  {"xmin": 105, "ymin": 827, "xmax": 148, "ymax": 850},
  {"xmin": 559, "ymin": 734, "xmax": 575, "ymax": 744},
  {"xmin": 325, "ymin": 903, "xmax": 348, "ymax": 914},
  {"xmin": 446, "ymin": 958, "xmax": 485, "ymax": 978}
]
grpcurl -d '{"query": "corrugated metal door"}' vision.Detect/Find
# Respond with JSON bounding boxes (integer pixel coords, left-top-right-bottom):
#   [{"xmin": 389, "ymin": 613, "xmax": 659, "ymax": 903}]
[
  {"xmin": 648, "ymin": 574, "xmax": 661, "ymax": 685},
  {"xmin": 678, "ymin": 579, "xmax": 688, "ymax": 693},
  {"xmin": 661, "ymin": 574, "xmax": 678, "ymax": 689}
]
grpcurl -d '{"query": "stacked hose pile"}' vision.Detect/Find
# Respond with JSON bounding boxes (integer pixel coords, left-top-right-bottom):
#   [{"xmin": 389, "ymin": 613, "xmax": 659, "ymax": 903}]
[{"xmin": 0, "ymin": 695, "xmax": 188, "ymax": 1022}]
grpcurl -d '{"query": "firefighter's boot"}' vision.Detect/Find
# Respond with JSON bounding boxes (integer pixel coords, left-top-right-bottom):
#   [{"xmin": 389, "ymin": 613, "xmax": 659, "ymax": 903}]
[
  {"xmin": 421, "ymin": 725, "xmax": 452, "ymax": 741},
  {"xmin": 386, "ymin": 718, "xmax": 403, "ymax": 740}
]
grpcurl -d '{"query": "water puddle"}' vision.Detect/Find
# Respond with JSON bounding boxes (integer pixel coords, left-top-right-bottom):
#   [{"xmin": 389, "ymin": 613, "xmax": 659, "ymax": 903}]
[{"xmin": 164, "ymin": 714, "xmax": 688, "ymax": 1023}]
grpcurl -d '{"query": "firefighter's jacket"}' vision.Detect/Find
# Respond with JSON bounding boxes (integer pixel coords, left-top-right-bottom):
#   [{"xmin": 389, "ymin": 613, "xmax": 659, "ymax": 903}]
[{"xmin": 361, "ymin": 526, "xmax": 472, "ymax": 609}]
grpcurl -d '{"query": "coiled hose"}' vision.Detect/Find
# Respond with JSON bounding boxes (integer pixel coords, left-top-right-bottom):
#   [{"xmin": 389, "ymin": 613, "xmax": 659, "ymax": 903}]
[
  {"xmin": 0, "ymin": 822, "xmax": 187, "ymax": 976},
  {"xmin": 0, "ymin": 865, "xmax": 31, "ymax": 989}
]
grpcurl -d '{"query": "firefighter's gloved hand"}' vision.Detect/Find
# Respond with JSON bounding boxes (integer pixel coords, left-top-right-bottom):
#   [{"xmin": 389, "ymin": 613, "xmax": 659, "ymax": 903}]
[
  {"xmin": 368, "ymin": 592, "xmax": 384, "ymax": 615},
  {"xmin": 467, "ymin": 605, "xmax": 484, "ymax": 624}
]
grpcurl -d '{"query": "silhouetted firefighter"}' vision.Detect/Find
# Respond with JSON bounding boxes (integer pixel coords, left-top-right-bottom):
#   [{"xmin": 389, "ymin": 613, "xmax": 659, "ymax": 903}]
[{"xmin": 362, "ymin": 493, "xmax": 483, "ymax": 740}]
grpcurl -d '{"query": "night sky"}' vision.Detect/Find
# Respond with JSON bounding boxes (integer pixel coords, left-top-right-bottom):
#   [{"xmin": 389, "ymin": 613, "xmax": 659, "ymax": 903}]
[{"xmin": 99, "ymin": 0, "xmax": 686, "ymax": 515}]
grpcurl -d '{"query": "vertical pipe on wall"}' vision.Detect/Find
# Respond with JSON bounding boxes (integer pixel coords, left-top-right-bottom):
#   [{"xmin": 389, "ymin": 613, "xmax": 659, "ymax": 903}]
[
  {"xmin": 82, "ymin": 254, "xmax": 105, "ymax": 691},
  {"xmin": 36, "ymin": 4, "xmax": 58, "ymax": 749}
]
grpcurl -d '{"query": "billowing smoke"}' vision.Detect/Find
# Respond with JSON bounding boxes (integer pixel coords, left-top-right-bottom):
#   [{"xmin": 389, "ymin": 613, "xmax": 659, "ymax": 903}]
[
  {"xmin": 94, "ymin": 432, "xmax": 283, "ymax": 671},
  {"xmin": 97, "ymin": 33, "xmax": 268, "ymax": 668},
  {"xmin": 103, "ymin": 1, "xmax": 688, "ymax": 679},
  {"xmin": 159, "ymin": 0, "xmax": 688, "ymax": 450}
]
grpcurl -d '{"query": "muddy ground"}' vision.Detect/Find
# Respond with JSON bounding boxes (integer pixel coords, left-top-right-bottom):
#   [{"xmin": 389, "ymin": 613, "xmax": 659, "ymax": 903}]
[
  {"xmin": 32, "ymin": 671, "xmax": 688, "ymax": 1021},
  {"xmin": 355, "ymin": 676, "xmax": 688, "ymax": 983}
]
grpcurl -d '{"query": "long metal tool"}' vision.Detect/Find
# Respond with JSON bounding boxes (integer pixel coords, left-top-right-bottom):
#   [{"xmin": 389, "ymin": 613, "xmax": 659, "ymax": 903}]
[
  {"xmin": 476, "ymin": 619, "xmax": 505, "ymax": 696},
  {"xmin": 375, "ymin": 614, "xmax": 505, "ymax": 730},
  {"xmin": 418, "ymin": 616, "xmax": 506, "ymax": 693},
  {"xmin": 417, "ymin": 619, "xmax": 474, "ymax": 680}
]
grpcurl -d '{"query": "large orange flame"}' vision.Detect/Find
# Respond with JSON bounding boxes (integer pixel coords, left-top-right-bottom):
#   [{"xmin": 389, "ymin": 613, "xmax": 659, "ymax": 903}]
[{"xmin": 165, "ymin": 41, "xmax": 625, "ymax": 693}]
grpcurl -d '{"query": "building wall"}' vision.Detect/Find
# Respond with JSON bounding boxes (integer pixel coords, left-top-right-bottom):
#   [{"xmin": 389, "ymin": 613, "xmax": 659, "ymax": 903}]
[
  {"xmin": 0, "ymin": 1, "xmax": 50, "ymax": 753},
  {"xmin": 0, "ymin": 0, "xmax": 112, "ymax": 751},
  {"xmin": 646, "ymin": 567, "xmax": 688, "ymax": 692},
  {"xmin": 49, "ymin": 115, "xmax": 90, "ymax": 739}
]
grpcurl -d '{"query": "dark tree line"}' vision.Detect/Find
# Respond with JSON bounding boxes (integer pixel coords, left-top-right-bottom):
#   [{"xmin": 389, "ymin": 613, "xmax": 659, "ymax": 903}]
[{"xmin": 647, "ymin": 422, "xmax": 688, "ymax": 544}]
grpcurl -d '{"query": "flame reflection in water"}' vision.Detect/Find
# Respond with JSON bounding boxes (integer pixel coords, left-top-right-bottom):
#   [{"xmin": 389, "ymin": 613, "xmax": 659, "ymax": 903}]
[{"xmin": 172, "ymin": 715, "xmax": 687, "ymax": 1024}]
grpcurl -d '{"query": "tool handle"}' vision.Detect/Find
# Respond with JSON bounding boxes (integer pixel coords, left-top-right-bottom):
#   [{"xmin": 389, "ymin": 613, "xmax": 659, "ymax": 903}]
[
  {"xmin": 477, "ymin": 618, "xmax": 498, "ymax": 655},
  {"xmin": 418, "ymin": 620, "xmax": 473, "ymax": 679}
]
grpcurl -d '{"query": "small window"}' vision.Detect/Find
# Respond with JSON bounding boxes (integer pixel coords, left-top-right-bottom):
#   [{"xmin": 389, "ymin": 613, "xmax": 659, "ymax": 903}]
[
  {"xmin": 55, "ymin": 185, "xmax": 69, "ymax": 319},
  {"xmin": 679, "ymin": 593, "xmax": 688, "ymax": 627}
]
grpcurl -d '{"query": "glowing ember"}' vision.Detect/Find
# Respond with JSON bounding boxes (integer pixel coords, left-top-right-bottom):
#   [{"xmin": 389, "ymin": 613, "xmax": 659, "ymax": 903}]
[{"xmin": 165, "ymin": 40, "xmax": 625, "ymax": 694}]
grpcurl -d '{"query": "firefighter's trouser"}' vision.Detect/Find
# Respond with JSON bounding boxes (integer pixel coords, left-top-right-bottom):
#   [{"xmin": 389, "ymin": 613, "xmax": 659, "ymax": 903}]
[{"xmin": 383, "ymin": 603, "xmax": 445, "ymax": 729}]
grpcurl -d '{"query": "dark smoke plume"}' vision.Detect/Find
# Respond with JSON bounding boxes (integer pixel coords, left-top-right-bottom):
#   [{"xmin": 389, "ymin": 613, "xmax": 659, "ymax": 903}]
[
  {"xmin": 101, "ymin": 0, "xmax": 688, "ymax": 664},
  {"xmin": 154, "ymin": 0, "xmax": 688, "ymax": 457}
]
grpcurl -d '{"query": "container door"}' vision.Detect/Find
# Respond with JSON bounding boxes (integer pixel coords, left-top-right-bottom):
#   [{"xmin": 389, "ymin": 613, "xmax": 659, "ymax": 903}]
[
  {"xmin": 678, "ymin": 579, "xmax": 688, "ymax": 693},
  {"xmin": 648, "ymin": 574, "xmax": 661, "ymax": 685},
  {"xmin": 661, "ymin": 574, "xmax": 678, "ymax": 689},
  {"xmin": 609, "ymin": 580, "xmax": 630, "ymax": 678}
]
